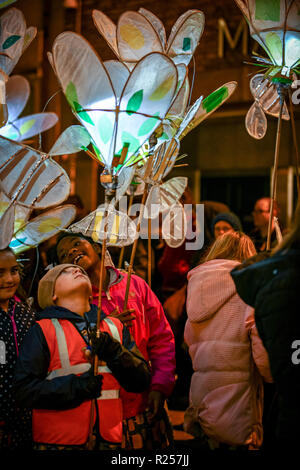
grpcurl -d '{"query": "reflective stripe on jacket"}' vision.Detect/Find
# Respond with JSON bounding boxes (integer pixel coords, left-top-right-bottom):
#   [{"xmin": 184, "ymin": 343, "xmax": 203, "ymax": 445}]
[
  {"xmin": 92, "ymin": 267, "xmax": 176, "ymax": 419},
  {"xmin": 33, "ymin": 316, "xmax": 123, "ymax": 445}
]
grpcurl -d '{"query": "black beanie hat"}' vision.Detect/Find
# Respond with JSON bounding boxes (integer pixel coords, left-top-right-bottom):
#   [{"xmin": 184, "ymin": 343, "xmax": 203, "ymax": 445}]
[{"xmin": 211, "ymin": 212, "xmax": 243, "ymax": 234}]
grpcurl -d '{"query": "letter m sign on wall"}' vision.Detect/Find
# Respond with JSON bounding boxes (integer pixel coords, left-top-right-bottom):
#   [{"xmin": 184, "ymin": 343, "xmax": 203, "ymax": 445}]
[{"xmin": 218, "ymin": 18, "xmax": 248, "ymax": 58}]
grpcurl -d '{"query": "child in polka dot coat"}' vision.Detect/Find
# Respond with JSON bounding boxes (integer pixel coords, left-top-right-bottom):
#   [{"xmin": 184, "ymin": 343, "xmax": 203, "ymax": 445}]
[{"xmin": 0, "ymin": 247, "xmax": 35, "ymax": 449}]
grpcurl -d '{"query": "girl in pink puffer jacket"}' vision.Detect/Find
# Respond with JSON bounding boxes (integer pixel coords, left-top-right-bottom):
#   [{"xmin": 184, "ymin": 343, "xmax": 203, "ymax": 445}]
[{"xmin": 184, "ymin": 231, "xmax": 272, "ymax": 449}]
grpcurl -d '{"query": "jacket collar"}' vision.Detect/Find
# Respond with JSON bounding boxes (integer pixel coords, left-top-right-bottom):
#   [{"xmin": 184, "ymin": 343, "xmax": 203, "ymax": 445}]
[
  {"xmin": 37, "ymin": 304, "xmax": 98, "ymax": 321},
  {"xmin": 92, "ymin": 266, "xmax": 124, "ymax": 295}
]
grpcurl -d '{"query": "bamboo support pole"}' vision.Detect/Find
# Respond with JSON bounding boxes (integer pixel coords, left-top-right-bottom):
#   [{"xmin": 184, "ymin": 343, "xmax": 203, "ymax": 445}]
[
  {"xmin": 266, "ymin": 84, "xmax": 287, "ymax": 251},
  {"xmin": 288, "ymin": 88, "xmax": 300, "ymax": 197},
  {"xmin": 118, "ymin": 193, "xmax": 134, "ymax": 269},
  {"xmin": 123, "ymin": 187, "xmax": 148, "ymax": 310},
  {"xmin": 148, "ymin": 216, "xmax": 152, "ymax": 288}
]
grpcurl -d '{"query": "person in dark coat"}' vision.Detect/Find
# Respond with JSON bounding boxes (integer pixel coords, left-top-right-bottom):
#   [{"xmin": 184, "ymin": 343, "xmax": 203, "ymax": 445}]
[{"xmin": 230, "ymin": 200, "xmax": 300, "ymax": 447}]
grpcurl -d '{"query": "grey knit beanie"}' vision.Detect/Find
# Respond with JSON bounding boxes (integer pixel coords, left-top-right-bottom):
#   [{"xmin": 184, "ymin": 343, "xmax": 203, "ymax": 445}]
[{"xmin": 211, "ymin": 212, "xmax": 243, "ymax": 234}]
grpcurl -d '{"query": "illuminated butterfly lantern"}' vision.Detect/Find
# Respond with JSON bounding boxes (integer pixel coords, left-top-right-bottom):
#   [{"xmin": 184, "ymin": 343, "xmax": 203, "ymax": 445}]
[
  {"xmin": 91, "ymin": 8, "xmax": 205, "ymax": 163},
  {"xmin": 0, "ymin": 75, "xmax": 58, "ymax": 141},
  {"xmin": 156, "ymin": 81, "xmax": 238, "ymax": 145},
  {"xmin": 48, "ymin": 32, "xmax": 186, "ymax": 184},
  {"xmin": 245, "ymin": 72, "xmax": 290, "ymax": 139},
  {"xmin": 67, "ymin": 203, "xmax": 138, "ymax": 248},
  {"xmin": 0, "ymin": 125, "xmax": 92, "ymax": 251},
  {"xmin": 131, "ymin": 82, "xmax": 237, "ymax": 248},
  {"xmin": 234, "ymin": 0, "xmax": 300, "ymax": 81},
  {"xmin": 0, "ymin": 8, "xmax": 37, "ymax": 127},
  {"xmin": 92, "ymin": 8, "xmax": 205, "ymax": 70},
  {"xmin": 235, "ymin": 0, "xmax": 300, "ymax": 249}
]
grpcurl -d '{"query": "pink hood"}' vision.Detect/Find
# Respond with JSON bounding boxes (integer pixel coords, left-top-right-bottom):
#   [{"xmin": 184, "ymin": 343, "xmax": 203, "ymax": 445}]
[
  {"xmin": 186, "ymin": 259, "xmax": 240, "ymax": 323},
  {"xmin": 184, "ymin": 259, "xmax": 271, "ymax": 448}
]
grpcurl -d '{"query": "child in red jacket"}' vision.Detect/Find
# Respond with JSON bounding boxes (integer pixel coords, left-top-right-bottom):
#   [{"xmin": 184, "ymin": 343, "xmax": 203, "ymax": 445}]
[{"xmin": 55, "ymin": 232, "xmax": 176, "ymax": 449}]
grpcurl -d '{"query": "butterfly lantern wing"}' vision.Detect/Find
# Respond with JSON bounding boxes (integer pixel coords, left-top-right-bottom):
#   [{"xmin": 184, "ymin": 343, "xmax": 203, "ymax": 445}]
[
  {"xmin": 10, "ymin": 205, "xmax": 76, "ymax": 254},
  {"xmin": 68, "ymin": 205, "xmax": 137, "ymax": 247}
]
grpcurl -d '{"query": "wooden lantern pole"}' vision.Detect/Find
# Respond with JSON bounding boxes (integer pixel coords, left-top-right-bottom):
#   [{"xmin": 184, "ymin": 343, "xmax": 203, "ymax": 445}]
[
  {"xmin": 266, "ymin": 83, "xmax": 288, "ymax": 251},
  {"xmin": 288, "ymin": 88, "xmax": 300, "ymax": 197},
  {"xmin": 123, "ymin": 186, "xmax": 148, "ymax": 310},
  {"xmin": 118, "ymin": 193, "xmax": 134, "ymax": 269}
]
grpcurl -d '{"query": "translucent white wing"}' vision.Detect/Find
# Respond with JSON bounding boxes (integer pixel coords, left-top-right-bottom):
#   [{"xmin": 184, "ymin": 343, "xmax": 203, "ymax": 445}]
[
  {"xmin": 180, "ymin": 81, "xmax": 238, "ymax": 139},
  {"xmin": 0, "ymin": 192, "xmax": 31, "ymax": 232},
  {"xmin": 116, "ymin": 52, "xmax": 178, "ymax": 167},
  {"xmin": 126, "ymin": 176, "xmax": 145, "ymax": 196},
  {"xmin": 175, "ymin": 95, "xmax": 203, "ymax": 140},
  {"xmin": 113, "ymin": 165, "xmax": 136, "ymax": 203},
  {"xmin": 116, "ymin": 11, "xmax": 163, "ymax": 69},
  {"xmin": 138, "ymin": 8, "xmax": 166, "ymax": 49},
  {"xmin": 49, "ymin": 125, "xmax": 92, "ymax": 156},
  {"xmin": 166, "ymin": 10, "xmax": 205, "ymax": 66},
  {"xmin": 51, "ymin": 31, "xmax": 116, "ymax": 167},
  {"xmin": 69, "ymin": 205, "xmax": 137, "ymax": 247},
  {"xmin": 0, "ymin": 201, "xmax": 14, "ymax": 248},
  {"xmin": 250, "ymin": 74, "xmax": 289, "ymax": 120},
  {"xmin": 6, "ymin": 74, "xmax": 29, "ymax": 121},
  {"xmin": 162, "ymin": 202, "xmax": 187, "ymax": 248},
  {"xmin": 0, "ymin": 136, "xmax": 70, "ymax": 208},
  {"xmin": 104, "ymin": 60, "xmax": 130, "ymax": 99},
  {"xmin": 151, "ymin": 138, "xmax": 180, "ymax": 182},
  {"xmin": 10, "ymin": 205, "xmax": 76, "ymax": 254},
  {"xmin": 0, "ymin": 8, "xmax": 29, "ymax": 75},
  {"xmin": 245, "ymin": 101, "xmax": 267, "ymax": 139},
  {"xmin": 146, "ymin": 176, "xmax": 188, "ymax": 215},
  {"xmin": 92, "ymin": 10, "xmax": 119, "ymax": 58},
  {"xmin": 0, "ymin": 112, "xmax": 58, "ymax": 141},
  {"xmin": 167, "ymin": 75, "xmax": 190, "ymax": 119},
  {"xmin": 22, "ymin": 26, "xmax": 37, "ymax": 54}
]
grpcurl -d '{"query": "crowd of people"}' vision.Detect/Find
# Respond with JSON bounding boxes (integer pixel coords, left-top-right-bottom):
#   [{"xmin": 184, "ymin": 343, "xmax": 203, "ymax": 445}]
[{"xmin": 0, "ymin": 193, "xmax": 299, "ymax": 451}]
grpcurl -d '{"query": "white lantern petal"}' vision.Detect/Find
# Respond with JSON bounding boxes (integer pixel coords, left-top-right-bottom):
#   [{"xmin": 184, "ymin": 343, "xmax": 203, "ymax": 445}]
[
  {"xmin": 162, "ymin": 202, "xmax": 187, "ymax": 248},
  {"xmin": 245, "ymin": 101, "xmax": 267, "ymax": 139},
  {"xmin": 250, "ymin": 73, "xmax": 290, "ymax": 120},
  {"xmin": 104, "ymin": 60, "xmax": 130, "ymax": 101},
  {"xmin": 181, "ymin": 81, "xmax": 238, "ymax": 139},
  {"xmin": 51, "ymin": 31, "xmax": 116, "ymax": 167},
  {"xmin": 1, "ymin": 112, "xmax": 58, "ymax": 141},
  {"xmin": 22, "ymin": 26, "xmax": 37, "ymax": 54},
  {"xmin": 117, "ymin": 11, "xmax": 163, "ymax": 67},
  {"xmin": 0, "ymin": 8, "xmax": 27, "ymax": 75},
  {"xmin": 0, "ymin": 202, "xmax": 14, "ymax": 249},
  {"xmin": 6, "ymin": 74, "xmax": 30, "ymax": 121},
  {"xmin": 92, "ymin": 9, "xmax": 119, "ymax": 58},
  {"xmin": 49, "ymin": 125, "xmax": 91, "ymax": 156},
  {"xmin": 10, "ymin": 205, "xmax": 76, "ymax": 254},
  {"xmin": 166, "ymin": 10, "xmax": 205, "ymax": 66},
  {"xmin": 69, "ymin": 205, "xmax": 137, "ymax": 247},
  {"xmin": 0, "ymin": 136, "xmax": 71, "ymax": 208},
  {"xmin": 118, "ymin": 52, "xmax": 178, "ymax": 166},
  {"xmin": 138, "ymin": 8, "xmax": 167, "ymax": 49}
]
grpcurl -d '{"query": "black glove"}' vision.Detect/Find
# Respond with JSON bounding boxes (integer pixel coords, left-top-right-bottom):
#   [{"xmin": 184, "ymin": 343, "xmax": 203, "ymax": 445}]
[
  {"xmin": 90, "ymin": 328, "xmax": 122, "ymax": 362},
  {"xmin": 76, "ymin": 368, "xmax": 103, "ymax": 401}
]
